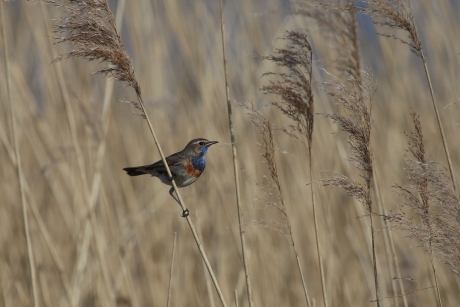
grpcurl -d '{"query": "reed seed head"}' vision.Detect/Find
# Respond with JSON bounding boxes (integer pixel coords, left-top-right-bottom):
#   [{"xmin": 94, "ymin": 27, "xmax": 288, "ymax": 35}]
[
  {"xmin": 321, "ymin": 70, "xmax": 376, "ymax": 211},
  {"xmin": 43, "ymin": 0, "xmax": 141, "ymax": 94},
  {"xmin": 261, "ymin": 31, "xmax": 314, "ymax": 148}
]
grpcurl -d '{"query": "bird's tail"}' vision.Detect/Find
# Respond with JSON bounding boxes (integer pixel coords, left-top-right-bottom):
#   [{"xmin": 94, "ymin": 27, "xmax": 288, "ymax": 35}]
[{"xmin": 123, "ymin": 166, "xmax": 150, "ymax": 176}]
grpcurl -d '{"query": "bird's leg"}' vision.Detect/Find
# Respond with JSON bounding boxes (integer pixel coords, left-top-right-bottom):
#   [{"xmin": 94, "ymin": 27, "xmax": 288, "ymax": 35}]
[
  {"xmin": 169, "ymin": 187, "xmax": 189, "ymax": 217},
  {"xmin": 168, "ymin": 174, "xmax": 175, "ymax": 182},
  {"xmin": 168, "ymin": 187, "xmax": 180, "ymax": 203}
]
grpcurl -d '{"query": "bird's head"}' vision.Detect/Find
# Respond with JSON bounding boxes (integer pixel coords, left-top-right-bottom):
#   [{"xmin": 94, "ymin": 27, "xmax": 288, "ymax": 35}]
[{"xmin": 185, "ymin": 138, "xmax": 218, "ymax": 157}]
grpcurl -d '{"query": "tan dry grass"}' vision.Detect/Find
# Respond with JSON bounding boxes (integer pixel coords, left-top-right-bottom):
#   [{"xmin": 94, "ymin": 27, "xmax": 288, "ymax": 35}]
[{"xmin": 1, "ymin": 0, "xmax": 460, "ymax": 306}]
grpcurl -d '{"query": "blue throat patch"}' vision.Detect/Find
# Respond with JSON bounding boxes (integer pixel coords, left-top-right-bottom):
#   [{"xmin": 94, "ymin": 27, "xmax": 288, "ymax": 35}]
[
  {"xmin": 192, "ymin": 156, "xmax": 206, "ymax": 172},
  {"xmin": 191, "ymin": 147, "xmax": 209, "ymax": 172}
]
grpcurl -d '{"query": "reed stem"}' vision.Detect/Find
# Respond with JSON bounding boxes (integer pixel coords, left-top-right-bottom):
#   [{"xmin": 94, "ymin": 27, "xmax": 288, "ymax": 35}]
[
  {"xmin": 1, "ymin": 4, "xmax": 39, "ymax": 307},
  {"xmin": 167, "ymin": 233, "xmax": 177, "ymax": 307},
  {"xmin": 369, "ymin": 213, "xmax": 380, "ymax": 307},
  {"xmin": 135, "ymin": 92, "xmax": 228, "ymax": 307},
  {"xmin": 219, "ymin": 1, "xmax": 254, "ymax": 306},
  {"xmin": 308, "ymin": 141, "xmax": 328, "ymax": 307},
  {"xmin": 419, "ymin": 50, "xmax": 457, "ymax": 193}
]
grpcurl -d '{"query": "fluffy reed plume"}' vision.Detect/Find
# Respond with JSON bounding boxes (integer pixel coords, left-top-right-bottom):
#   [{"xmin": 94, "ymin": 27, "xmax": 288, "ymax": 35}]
[
  {"xmin": 260, "ymin": 31, "xmax": 328, "ymax": 307},
  {"xmin": 356, "ymin": 0, "xmax": 458, "ymax": 191},
  {"xmin": 321, "ymin": 70, "xmax": 381, "ymax": 306},
  {"xmin": 261, "ymin": 31, "xmax": 313, "ymax": 145},
  {"xmin": 356, "ymin": 0, "xmax": 420, "ymax": 55},
  {"xmin": 388, "ymin": 112, "xmax": 459, "ymax": 305},
  {"xmin": 245, "ymin": 103, "xmax": 312, "ymax": 307},
  {"xmin": 44, "ymin": 0, "xmax": 140, "ymax": 95},
  {"xmin": 303, "ymin": 2, "xmax": 405, "ymax": 303},
  {"xmin": 321, "ymin": 70, "xmax": 375, "ymax": 197},
  {"xmin": 41, "ymin": 1, "xmax": 228, "ymax": 306}
]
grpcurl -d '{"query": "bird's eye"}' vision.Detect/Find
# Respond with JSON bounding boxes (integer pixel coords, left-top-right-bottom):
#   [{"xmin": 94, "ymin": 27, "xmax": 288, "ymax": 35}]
[{"xmin": 199, "ymin": 141, "xmax": 205, "ymax": 146}]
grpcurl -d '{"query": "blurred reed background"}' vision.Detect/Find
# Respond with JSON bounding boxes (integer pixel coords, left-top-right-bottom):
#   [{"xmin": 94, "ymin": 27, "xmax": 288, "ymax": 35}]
[{"xmin": 1, "ymin": 0, "xmax": 460, "ymax": 306}]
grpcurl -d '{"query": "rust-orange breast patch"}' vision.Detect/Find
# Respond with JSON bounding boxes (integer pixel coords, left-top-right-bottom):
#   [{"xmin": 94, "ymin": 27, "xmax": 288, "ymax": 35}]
[{"xmin": 185, "ymin": 159, "xmax": 202, "ymax": 178}]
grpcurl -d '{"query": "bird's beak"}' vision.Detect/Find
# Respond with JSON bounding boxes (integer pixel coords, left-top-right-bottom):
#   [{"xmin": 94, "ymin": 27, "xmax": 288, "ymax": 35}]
[{"xmin": 206, "ymin": 140, "xmax": 218, "ymax": 146}]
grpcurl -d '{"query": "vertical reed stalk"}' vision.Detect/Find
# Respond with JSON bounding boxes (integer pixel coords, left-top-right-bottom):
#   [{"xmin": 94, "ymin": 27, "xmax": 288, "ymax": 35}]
[
  {"xmin": 409, "ymin": 112, "xmax": 442, "ymax": 306},
  {"xmin": 387, "ymin": 222, "xmax": 409, "ymax": 307},
  {"xmin": 167, "ymin": 233, "xmax": 177, "ymax": 307},
  {"xmin": 1, "ymin": 4, "xmax": 39, "ymax": 307},
  {"xmin": 428, "ymin": 250, "xmax": 442, "ymax": 307},
  {"xmin": 219, "ymin": 1, "xmax": 254, "ymax": 306},
  {"xmin": 246, "ymin": 106, "xmax": 312, "ymax": 307},
  {"xmin": 419, "ymin": 50, "xmax": 457, "ymax": 192},
  {"xmin": 261, "ymin": 31, "xmax": 326, "ymax": 307},
  {"xmin": 373, "ymin": 167, "xmax": 408, "ymax": 307},
  {"xmin": 307, "ymin": 122, "xmax": 328, "ymax": 307},
  {"xmin": 409, "ymin": 112, "xmax": 442, "ymax": 307},
  {"xmin": 389, "ymin": 111, "xmax": 446, "ymax": 307},
  {"xmin": 369, "ymin": 213, "xmax": 380, "ymax": 307},
  {"xmin": 322, "ymin": 70, "xmax": 380, "ymax": 306},
  {"xmin": 295, "ymin": 252, "xmax": 312, "ymax": 307},
  {"xmin": 203, "ymin": 258, "xmax": 217, "ymax": 307},
  {"xmin": 279, "ymin": 159, "xmax": 312, "ymax": 307}
]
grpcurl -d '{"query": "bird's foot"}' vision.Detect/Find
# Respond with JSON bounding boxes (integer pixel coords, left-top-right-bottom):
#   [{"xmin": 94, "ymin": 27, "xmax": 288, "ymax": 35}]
[
  {"xmin": 168, "ymin": 175, "xmax": 175, "ymax": 182},
  {"xmin": 181, "ymin": 209, "xmax": 189, "ymax": 218}
]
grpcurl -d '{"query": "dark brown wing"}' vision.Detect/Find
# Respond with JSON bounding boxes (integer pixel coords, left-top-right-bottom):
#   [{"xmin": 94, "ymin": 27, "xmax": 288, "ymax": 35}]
[
  {"xmin": 147, "ymin": 152, "xmax": 186, "ymax": 171},
  {"xmin": 123, "ymin": 151, "xmax": 187, "ymax": 176}
]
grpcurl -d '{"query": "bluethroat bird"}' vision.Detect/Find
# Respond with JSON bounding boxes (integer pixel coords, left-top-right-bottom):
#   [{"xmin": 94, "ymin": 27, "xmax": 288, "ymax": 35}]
[{"xmin": 123, "ymin": 138, "xmax": 218, "ymax": 217}]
